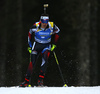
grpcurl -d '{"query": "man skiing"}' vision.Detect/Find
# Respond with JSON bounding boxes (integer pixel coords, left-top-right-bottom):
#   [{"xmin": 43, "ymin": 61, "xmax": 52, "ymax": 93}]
[{"xmin": 20, "ymin": 13, "xmax": 60, "ymax": 87}]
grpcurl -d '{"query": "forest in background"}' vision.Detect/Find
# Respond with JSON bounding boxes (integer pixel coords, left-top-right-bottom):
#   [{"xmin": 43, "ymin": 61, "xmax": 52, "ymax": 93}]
[{"xmin": 0, "ymin": 0, "xmax": 100, "ymax": 86}]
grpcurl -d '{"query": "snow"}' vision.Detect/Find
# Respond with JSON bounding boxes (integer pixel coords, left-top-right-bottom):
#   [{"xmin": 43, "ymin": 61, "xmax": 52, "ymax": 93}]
[{"xmin": 0, "ymin": 86, "xmax": 100, "ymax": 94}]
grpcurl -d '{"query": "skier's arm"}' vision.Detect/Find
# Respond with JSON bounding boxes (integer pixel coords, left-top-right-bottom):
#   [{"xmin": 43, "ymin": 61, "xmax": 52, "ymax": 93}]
[
  {"xmin": 28, "ymin": 24, "xmax": 37, "ymax": 47},
  {"xmin": 51, "ymin": 24, "xmax": 60, "ymax": 51},
  {"xmin": 52, "ymin": 24, "xmax": 60, "ymax": 44},
  {"xmin": 28, "ymin": 29, "xmax": 33, "ymax": 48}
]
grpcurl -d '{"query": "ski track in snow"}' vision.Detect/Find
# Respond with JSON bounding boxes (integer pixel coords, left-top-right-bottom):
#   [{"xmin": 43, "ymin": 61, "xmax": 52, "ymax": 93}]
[{"xmin": 0, "ymin": 86, "xmax": 100, "ymax": 94}]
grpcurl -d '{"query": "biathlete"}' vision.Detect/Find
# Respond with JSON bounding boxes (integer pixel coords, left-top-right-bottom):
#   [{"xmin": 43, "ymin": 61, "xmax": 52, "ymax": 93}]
[{"xmin": 20, "ymin": 13, "xmax": 60, "ymax": 87}]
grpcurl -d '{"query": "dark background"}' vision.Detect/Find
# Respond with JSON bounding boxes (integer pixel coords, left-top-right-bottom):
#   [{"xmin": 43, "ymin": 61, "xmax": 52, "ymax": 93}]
[{"xmin": 0, "ymin": 0, "xmax": 100, "ymax": 87}]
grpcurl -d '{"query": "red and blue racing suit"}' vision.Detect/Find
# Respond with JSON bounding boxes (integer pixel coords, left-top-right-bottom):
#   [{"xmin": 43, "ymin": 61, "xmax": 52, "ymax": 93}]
[{"xmin": 26, "ymin": 21, "xmax": 60, "ymax": 83}]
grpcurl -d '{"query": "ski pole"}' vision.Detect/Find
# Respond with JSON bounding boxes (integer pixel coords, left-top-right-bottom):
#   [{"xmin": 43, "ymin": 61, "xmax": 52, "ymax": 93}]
[
  {"xmin": 28, "ymin": 53, "xmax": 32, "ymax": 87},
  {"xmin": 53, "ymin": 51, "xmax": 67, "ymax": 87},
  {"xmin": 27, "ymin": 47, "xmax": 32, "ymax": 87}
]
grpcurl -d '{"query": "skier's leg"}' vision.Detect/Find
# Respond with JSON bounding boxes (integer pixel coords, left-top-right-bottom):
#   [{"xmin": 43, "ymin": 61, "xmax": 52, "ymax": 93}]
[
  {"xmin": 20, "ymin": 51, "xmax": 38, "ymax": 87},
  {"xmin": 38, "ymin": 50, "xmax": 50, "ymax": 86},
  {"xmin": 25, "ymin": 51, "xmax": 38, "ymax": 79},
  {"xmin": 20, "ymin": 42, "xmax": 38, "ymax": 87}
]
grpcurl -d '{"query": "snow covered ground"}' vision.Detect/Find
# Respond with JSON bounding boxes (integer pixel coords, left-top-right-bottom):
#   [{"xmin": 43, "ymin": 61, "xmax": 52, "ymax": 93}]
[{"xmin": 0, "ymin": 86, "xmax": 100, "ymax": 94}]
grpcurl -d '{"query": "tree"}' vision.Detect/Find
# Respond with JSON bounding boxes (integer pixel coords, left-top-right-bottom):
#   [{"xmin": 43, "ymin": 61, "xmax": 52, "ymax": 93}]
[
  {"xmin": 14, "ymin": 0, "xmax": 23, "ymax": 85},
  {"xmin": 77, "ymin": 0, "xmax": 91, "ymax": 86},
  {"xmin": 77, "ymin": 0, "xmax": 98, "ymax": 86},
  {"xmin": 90, "ymin": 0, "xmax": 98, "ymax": 85},
  {"xmin": 0, "ymin": 0, "xmax": 9, "ymax": 86}
]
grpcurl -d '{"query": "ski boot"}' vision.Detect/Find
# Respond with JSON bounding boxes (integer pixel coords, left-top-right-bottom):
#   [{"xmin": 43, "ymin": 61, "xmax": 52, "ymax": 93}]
[
  {"xmin": 37, "ymin": 79, "xmax": 44, "ymax": 87},
  {"xmin": 19, "ymin": 78, "xmax": 29, "ymax": 87}
]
